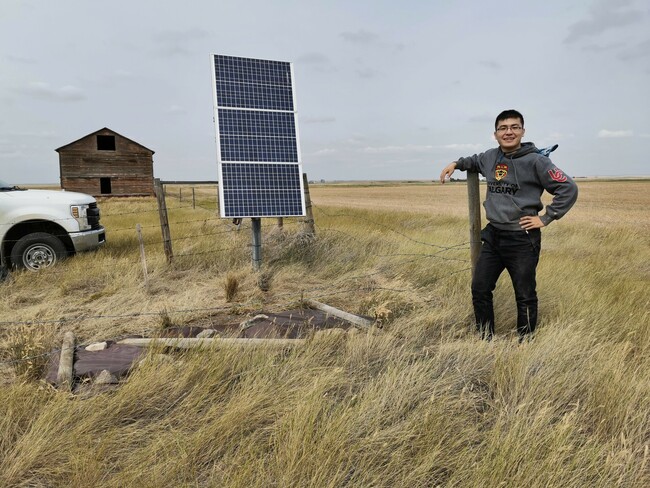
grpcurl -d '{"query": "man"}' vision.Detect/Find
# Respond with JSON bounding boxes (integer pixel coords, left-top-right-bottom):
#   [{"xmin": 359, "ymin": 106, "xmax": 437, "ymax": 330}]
[{"xmin": 439, "ymin": 109, "xmax": 578, "ymax": 341}]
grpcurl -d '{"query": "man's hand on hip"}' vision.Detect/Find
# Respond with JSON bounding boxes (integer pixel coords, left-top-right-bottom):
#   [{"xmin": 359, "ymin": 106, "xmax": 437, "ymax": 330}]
[{"xmin": 519, "ymin": 216, "xmax": 545, "ymax": 230}]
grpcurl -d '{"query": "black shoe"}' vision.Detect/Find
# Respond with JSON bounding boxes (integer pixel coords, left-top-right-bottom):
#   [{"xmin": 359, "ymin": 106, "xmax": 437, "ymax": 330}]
[
  {"xmin": 477, "ymin": 327, "xmax": 493, "ymax": 342},
  {"xmin": 518, "ymin": 333, "xmax": 534, "ymax": 344}
]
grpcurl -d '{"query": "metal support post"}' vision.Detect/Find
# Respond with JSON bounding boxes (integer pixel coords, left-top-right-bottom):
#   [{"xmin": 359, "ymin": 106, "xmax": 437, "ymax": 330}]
[{"xmin": 251, "ymin": 218, "xmax": 262, "ymax": 271}]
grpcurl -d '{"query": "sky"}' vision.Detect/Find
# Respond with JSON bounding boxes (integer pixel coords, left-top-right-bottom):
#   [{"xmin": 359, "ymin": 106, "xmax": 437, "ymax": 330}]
[{"xmin": 1, "ymin": 0, "xmax": 648, "ymax": 184}]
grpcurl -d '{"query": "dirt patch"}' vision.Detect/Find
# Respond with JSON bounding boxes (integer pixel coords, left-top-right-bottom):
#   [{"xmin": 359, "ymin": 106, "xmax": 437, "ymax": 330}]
[{"xmin": 44, "ymin": 309, "xmax": 362, "ymax": 386}]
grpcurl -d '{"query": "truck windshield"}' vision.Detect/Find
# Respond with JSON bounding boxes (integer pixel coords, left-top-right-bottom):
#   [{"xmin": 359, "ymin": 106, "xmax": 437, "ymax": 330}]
[{"xmin": 0, "ymin": 179, "xmax": 18, "ymax": 190}]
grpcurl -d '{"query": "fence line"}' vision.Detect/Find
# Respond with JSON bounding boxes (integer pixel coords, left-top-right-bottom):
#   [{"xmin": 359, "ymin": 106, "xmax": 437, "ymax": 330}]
[
  {"xmin": 2, "ymin": 195, "xmax": 474, "ymax": 364},
  {"xmin": 3, "ymin": 220, "xmax": 469, "ymax": 280},
  {"xmin": 2, "ymin": 211, "xmax": 469, "ymax": 280},
  {"xmin": 312, "ymin": 205, "xmax": 466, "ymax": 251}
]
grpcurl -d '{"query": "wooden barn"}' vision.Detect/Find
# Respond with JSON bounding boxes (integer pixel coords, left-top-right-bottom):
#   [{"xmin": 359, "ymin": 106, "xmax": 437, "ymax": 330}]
[{"xmin": 56, "ymin": 128, "xmax": 155, "ymax": 196}]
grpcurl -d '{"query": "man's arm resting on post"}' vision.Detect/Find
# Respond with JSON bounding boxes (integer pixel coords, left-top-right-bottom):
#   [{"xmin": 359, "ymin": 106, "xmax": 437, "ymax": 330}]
[
  {"xmin": 440, "ymin": 153, "xmax": 483, "ymax": 183},
  {"xmin": 440, "ymin": 161, "xmax": 458, "ymax": 183}
]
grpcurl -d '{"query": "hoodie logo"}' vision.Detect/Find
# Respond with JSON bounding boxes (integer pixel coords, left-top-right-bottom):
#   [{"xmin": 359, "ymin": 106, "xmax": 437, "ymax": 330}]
[
  {"xmin": 495, "ymin": 163, "xmax": 508, "ymax": 181},
  {"xmin": 548, "ymin": 168, "xmax": 567, "ymax": 183}
]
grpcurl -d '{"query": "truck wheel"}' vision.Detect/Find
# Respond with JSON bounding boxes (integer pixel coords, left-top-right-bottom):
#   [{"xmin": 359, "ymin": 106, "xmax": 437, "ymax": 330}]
[{"xmin": 11, "ymin": 233, "xmax": 67, "ymax": 271}]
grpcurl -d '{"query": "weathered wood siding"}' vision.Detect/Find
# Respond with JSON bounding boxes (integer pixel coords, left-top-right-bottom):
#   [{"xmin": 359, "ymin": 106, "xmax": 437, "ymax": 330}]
[{"xmin": 57, "ymin": 129, "xmax": 155, "ymax": 197}]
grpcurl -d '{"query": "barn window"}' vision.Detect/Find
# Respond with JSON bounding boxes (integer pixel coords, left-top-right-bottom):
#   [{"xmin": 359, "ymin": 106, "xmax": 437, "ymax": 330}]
[
  {"xmin": 97, "ymin": 135, "xmax": 116, "ymax": 151},
  {"xmin": 100, "ymin": 177, "xmax": 112, "ymax": 194}
]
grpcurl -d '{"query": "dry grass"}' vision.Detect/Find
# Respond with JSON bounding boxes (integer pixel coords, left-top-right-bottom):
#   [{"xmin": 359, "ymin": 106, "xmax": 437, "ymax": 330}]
[{"xmin": 0, "ymin": 180, "xmax": 648, "ymax": 487}]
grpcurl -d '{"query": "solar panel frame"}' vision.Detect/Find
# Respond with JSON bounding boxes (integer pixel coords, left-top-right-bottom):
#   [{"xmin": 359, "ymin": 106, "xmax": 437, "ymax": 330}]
[{"xmin": 211, "ymin": 54, "xmax": 306, "ymax": 219}]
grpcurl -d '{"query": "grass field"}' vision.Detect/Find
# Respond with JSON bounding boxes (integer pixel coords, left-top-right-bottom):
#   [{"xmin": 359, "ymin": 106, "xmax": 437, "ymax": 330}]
[{"xmin": 0, "ymin": 180, "xmax": 648, "ymax": 487}]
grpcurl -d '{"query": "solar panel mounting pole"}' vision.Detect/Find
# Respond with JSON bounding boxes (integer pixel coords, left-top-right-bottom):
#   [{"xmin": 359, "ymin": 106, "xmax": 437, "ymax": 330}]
[{"xmin": 251, "ymin": 218, "xmax": 262, "ymax": 271}]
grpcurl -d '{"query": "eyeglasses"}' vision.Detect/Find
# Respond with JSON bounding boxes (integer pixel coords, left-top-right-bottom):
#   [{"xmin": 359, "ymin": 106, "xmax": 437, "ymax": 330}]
[{"xmin": 495, "ymin": 125, "xmax": 523, "ymax": 133}]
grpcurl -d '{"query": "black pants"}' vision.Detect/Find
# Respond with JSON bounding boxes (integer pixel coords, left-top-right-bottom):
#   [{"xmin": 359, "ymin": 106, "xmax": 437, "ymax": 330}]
[{"xmin": 471, "ymin": 224, "xmax": 541, "ymax": 339}]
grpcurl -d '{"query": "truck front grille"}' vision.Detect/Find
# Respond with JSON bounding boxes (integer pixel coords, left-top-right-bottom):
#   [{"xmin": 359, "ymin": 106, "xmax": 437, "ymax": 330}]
[{"xmin": 87, "ymin": 203, "xmax": 101, "ymax": 230}]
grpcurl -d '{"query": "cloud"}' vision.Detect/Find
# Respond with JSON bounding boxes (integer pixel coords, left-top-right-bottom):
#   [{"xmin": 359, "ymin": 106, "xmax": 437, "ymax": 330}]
[
  {"xmin": 581, "ymin": 41, "xmax": 627, "ymax": 53},
  {"xmin": 308, "ymin": 148, "xmax": 338, "ymax": 156},
  {"xmin": 479, "ymin": 60, "xmax": 502, "ymax": 71},
  {"xmin": 296, "ymin": 52, "xmax": 337, "ymax": 73},
  {"xmin": 165, "ymin": 105, "xmax": 186, "ymax": 114},
  {"xmin": 362, "ymin": 144, "xmax": 433, "ymax": 154},
  {"xmin": 440, "ymin": 143, "xmax": 484, "ymax": 151},
  {"xmin": 545, "ymin": 132, "xmax": 575, "ymax": 141},
  {"xmin": 297, "ymin": 52, "xmax": 330, "ymax": 65},
  {"xmin": 154, "ymin": 28, "xmax": 209, "ymax": 43},
  {"xmin": 2, "ymin": 130, "xmax": 57, "ymax": 138},
  {"xmin": 112, "ymin": 69, "xmax": 134, "ymax": 79},
  {"xmin": 302, "ymin": 116, "xmax": 336, "ymax": 124},
  {"xmin": 565, "ymin": 0, "xmax": 645, "ymax": 44},
  {"xmin": 19, "ymin": 82, "xmax": 86, "ymax": 101},
  {"xmin": 356, "ymin": 67, "xmax": 380, "ymax": 79},
  {"xmin": 152, "ymin": 28, "xmax": 209, "ymax": 56},
  {"xmin": 617, "ymin": 38, "xmax": 650, "ymax": 60},
  {"xmin": 346, "ymin": 136, "xmax": 369, "ymax": 145},
  {"xmin": 5, "ymin": 54, "xmax": 36, "ymax": 64},
  {"xmin": 597, "ymin": 129, "xmax": 634, "ymax": 138},
  {"xmin": 340, "ymin": 29, "xmax": 379, "ymax": 44},
  {"xmin": 339, "ymin": 29, "xmax": 404, "ymax": 53},
  {"xmin": 468, "ymin": 114, "xmax": 493, "ymax": 124}
]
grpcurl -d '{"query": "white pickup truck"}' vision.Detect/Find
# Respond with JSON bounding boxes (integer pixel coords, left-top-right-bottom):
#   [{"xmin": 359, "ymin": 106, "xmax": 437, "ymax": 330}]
[{"xmin": 0, "ymin": 179, "xmax": 106, "ymax": 271}]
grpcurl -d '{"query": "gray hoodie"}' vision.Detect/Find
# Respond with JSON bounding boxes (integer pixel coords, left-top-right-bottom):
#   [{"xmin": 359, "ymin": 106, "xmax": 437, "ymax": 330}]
[{"xmin": 455, "ymin": 142, "xmax": 578, "ymax": 231}]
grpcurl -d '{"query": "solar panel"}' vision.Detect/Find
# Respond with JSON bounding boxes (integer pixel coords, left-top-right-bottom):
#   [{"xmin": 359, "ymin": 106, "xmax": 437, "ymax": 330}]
[
  {"xmin": 218, "ymin": 110, "xmax": 298, "ymax": 162},
  {"xmin": 211, "ymin": 54, "xmax": 306, "ymax": 218}
]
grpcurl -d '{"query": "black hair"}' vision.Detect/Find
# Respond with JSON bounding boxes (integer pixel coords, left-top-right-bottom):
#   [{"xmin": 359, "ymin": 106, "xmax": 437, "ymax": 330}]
[{"xmin": 495, "ymin": 109, "xmax": 524, "ymax": 129}]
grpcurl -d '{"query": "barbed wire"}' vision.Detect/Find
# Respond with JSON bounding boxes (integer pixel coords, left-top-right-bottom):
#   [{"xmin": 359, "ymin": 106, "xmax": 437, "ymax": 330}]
[
  {"xmin": 101, "ymin": 203, "xmax": 201, "ymax": 217},
  {"xmin": 313, "ymin": 222, "xmax": 471, "ymax": 261},
  {"xmin": 107, "ymin": 217, "xmax": 225, "ymax": 233},
  {"xmin": 312, "ymin": 205, "xmax": 467, "ymax": 251},
  {"xmin": 2, "ymin": 209, "xmax": 469, "ymax": 280},
  {"xmin": 377, "ymin": 252, "xmax": 470, "ymax": 264},
  {"xmin": 174, "ymin": 245, "xmax": 247, "ymax": 258},
  {"xmin": 1, "ymin": 194, "xmax": 475, "ymax": 369},
  {"xmin": 101, "ymin": 216, "xmax": 301, "ymax": 235},
  {"xmin": 2, "ymin": 221, "xmax": 468, "ymax": 288}
]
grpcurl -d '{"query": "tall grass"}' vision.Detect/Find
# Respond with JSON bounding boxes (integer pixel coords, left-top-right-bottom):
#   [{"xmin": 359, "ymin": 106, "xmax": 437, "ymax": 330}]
[{"xmin": 0, "ymin": 181, "xmax": 648, "ymax": 487}]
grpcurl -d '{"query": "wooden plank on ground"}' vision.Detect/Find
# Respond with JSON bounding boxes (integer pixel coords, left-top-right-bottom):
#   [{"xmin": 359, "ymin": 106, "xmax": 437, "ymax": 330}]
[
  {"xmin": 116, "ymin": 338, "xmax": 304, "ymax": 348},
  {"xmin": 304, "ymin": 299, "xmax": 374, "ymax": 329}
]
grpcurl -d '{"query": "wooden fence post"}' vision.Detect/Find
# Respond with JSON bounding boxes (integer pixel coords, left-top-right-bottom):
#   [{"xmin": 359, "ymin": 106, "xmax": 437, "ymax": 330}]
[
  {"xmin": 302, "ymin": 173, "xmax": 316, "ymax": 236},
  {"xmin": 154, "ymin": 178, "xmax": 173, "ymax": 263},
  {"xmin": 192, "ymin": 187, "xmax": 196, "ymax": 209},
  {"xmin": 467, "ymin": 170, "xmax": 482, "ymax": 277},
  {"xmin": 136, "ymin": 224, "xmax": 149, "ymax": 287},
  {"xmin": 56, "ymin": 331, "xmax": 76, "ymax": 390}
]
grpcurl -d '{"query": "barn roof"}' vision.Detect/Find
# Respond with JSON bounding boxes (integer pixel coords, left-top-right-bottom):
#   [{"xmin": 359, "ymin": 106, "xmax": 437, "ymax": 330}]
[{"xmin": 55, "ymin": 127, "xmax": 155, "ymax": 154}]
